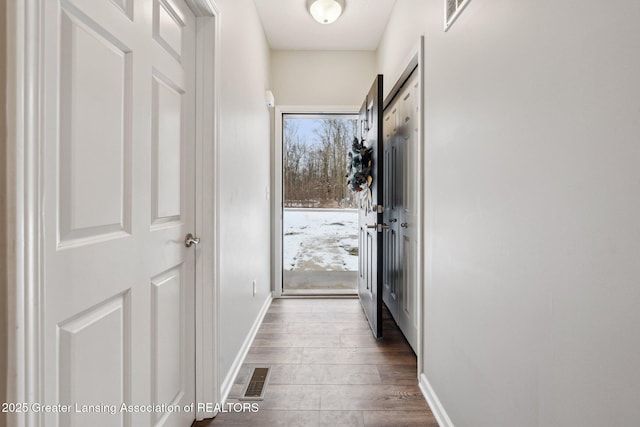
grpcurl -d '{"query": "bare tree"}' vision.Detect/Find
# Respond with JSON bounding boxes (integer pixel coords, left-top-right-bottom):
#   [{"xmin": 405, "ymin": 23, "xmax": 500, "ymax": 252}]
[{"xmin": 284, "ymin": 118, "xmax": 357, "ymax": 208}]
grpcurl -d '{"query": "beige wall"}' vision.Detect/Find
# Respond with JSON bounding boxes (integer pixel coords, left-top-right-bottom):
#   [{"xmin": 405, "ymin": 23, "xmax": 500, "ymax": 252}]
[
  {"xmin": 378, "ymin": 0, "xmax": 640, "ymax": 425},
  {"xmin": 1, "ymin": 0, "xmax": 8, "ymax": 423},
  {"xmin": 215, "ymin": 0, "xmax": 273, "ymax": 389},
  {"xmin": 268, "ymin": 50, "xmax": 375, "ymax": 291},
  {"xmin": 270, "ymin": 50, "xmax": 375, "ymax": 106}
]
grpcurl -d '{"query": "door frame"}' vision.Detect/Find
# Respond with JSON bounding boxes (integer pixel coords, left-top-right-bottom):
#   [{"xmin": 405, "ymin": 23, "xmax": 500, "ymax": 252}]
[
  {"xmin": 272, "ymin": 105, "xmax": 360, "ymax": 299},
  {"xmin": 5, "ymin": 0, "xmax": 221, "ymax": 424},
  {"xmin": 403, "ymin": 38, "xmax": 426, "ymax": 385},
  {"xmin": 381, "ymin": 37, "xmax": 425, "ymax": 378}
]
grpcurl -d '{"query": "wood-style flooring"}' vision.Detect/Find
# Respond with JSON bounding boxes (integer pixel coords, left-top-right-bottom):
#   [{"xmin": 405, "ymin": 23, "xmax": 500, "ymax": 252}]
[{"xmin": 193, "ymin": 298, "xmax": 436, "ymax": 427}]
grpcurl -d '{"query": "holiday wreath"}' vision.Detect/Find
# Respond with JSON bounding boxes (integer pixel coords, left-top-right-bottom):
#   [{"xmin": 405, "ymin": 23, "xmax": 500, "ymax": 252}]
[{"xmin": 346, "ymin": 137, "xmax": 374, "ymax": 211}]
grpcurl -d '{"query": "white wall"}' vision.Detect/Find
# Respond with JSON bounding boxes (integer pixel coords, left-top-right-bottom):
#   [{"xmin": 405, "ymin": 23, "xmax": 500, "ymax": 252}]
[
  {"xmin": 270, "ymin": 50, "xmax": 375, "ymax": 106},
  {"xmin": 1, "ymin": 2, "xmax": 8, "ymax": 426},
  {"xmin": 378, "ymin": 0, "xmax": 640, "ymax": 426},
  {"xmin": 216, "ymin": 0, "xmax": 272, "ymax": 387}
]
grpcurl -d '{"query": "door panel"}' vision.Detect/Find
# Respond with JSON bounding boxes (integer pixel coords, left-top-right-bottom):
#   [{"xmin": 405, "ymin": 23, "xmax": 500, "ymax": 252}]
[
  {"xmin": 152, "ymin": 71, "xmax": 185, "ymax": 224},
  {"xmin": 397, "ymin": 74, "xmax": 420, "ymax": 352},
  {"xmin": 58, "ymin": 4, "xmax": 132, "ymax": 245},
  {"xmin": 43, "ymin": 0, "xmax": 197, "ymax": 425},
  {"xmin": 58, "ymin": 294, "xmax": 129, "ymax": 427},
  {"xmin": 358, "ymin": 75, "xmax": 384, "ymax": 338},
  {"xmin": 382, "ymin": 71, "xmax": 420, "ymax": 352},
  {"xmin": 382, "ymin": 106, "xmax": 398, "ymax": 321}
]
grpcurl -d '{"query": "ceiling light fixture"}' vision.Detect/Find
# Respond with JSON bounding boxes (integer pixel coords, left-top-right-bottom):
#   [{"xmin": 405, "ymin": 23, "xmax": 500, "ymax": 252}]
[{"xmin": 307, "ymin": 0, "xmax": 345, "ymax": 25}]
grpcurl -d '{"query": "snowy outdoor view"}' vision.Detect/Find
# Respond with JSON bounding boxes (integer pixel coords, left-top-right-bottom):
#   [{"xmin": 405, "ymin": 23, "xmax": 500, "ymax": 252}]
[
  {"xmin": 283, "ymin": 209, "xmax": 358, "ymax": 272},
  {"xmin": 282, "ymin": 115, "xmax": 358, "ymax": 293}
]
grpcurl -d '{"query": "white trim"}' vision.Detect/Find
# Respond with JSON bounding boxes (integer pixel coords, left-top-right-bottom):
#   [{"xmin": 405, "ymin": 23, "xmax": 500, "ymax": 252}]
[
  {"xmin": 219, "ymin": 294, "xmax": 273, "ymax": 404},
  {"xmin": 419, "ymin": 373, "xmax": 455, "ymax": 427},
  {"xmin": 7, "ymin": 0, "xmax": 45, "ymax": 426},
  {"xmin": 188, "ymin": 0, "xmax": 221, "ymax": 421},
  {"xmin": 415, "ymin": 35, "xmax": 426, "ymax": 397},
  {"xmin": 272, "ymin": 105, "xmax": 360, "ymax": 298},
  {"xmin": 186, "ymin": 0, "xmax": 218, "ymax": 16}
]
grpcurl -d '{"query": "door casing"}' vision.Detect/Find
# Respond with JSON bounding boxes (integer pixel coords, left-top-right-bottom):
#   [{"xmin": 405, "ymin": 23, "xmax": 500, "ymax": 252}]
[
  {"xmin": 5, "ymin": 0, "xmax": 221, "ymax": 424},
  {"xmin": 272, "ymin": 105, "xmax": 360, "ymax": 299}
]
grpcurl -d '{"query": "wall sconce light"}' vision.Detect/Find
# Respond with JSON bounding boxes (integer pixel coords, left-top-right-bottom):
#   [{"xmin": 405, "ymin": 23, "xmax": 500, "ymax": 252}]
[{"xmin": 307, "ymin": 0, "xmax": 345, "ymax": 25}]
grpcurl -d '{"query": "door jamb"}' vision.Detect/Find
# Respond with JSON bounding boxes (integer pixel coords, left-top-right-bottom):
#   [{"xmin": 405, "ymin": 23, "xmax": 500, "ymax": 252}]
[
  {"xmin": 416, "ymin": 36, "xmax": 426, "ymax": 392},
  {"xmin": 188, "ymin": 0, "xmax": 221, "ymax": 421},
  {"xmin": 272, "ymin": 106, "xmax": 359, "ymax": 298},
  {"xmin": 6, "ymin": 2, "xmax": 46, "ymax": 425},
  {"xmin": 6, "ymin": 0, "xmax": 222, "ymax": 424}
]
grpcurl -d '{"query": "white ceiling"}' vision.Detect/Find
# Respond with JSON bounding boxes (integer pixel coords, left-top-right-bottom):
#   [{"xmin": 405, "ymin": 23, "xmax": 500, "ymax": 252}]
[{"xmin": 252, "ymin": 0, "xmax": 397, "ymax": 51}]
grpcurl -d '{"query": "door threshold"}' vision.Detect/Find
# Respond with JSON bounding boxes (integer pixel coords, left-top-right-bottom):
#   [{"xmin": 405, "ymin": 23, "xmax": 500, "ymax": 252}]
[{"xmin": 280, "ymin": 290, "xmax": 358, "ymax": 298}]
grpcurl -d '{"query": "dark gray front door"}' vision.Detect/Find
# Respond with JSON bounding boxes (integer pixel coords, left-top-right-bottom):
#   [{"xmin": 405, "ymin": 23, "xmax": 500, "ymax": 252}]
[{"xmin": 358, "ymin": 75, "xmax": 384, "ymax": 338}]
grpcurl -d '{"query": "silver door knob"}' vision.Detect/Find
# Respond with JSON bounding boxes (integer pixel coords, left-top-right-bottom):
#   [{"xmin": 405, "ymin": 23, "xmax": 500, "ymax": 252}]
[
  {"xmin": 366, "ymin": 224, "xmax": 377, "ymax": 229},
  {"xmin": 400, "ymin": 223, "xmax": 408, "ymax": 228},
  {"xmin": 185, "ymin": 233, "xmax": 200, "ymax": 248}
]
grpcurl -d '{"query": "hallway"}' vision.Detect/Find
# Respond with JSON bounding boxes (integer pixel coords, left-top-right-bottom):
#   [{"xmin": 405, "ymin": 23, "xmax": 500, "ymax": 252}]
[{"xmin": 195, "ymin": 299, "xmax": 436, "ymax": 426}]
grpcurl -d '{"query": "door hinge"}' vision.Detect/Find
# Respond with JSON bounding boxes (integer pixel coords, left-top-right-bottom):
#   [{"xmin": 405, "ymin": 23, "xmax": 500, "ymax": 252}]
[{"xmin": 376, "ymin": 205, "xmax": 383, "ymax": 214}]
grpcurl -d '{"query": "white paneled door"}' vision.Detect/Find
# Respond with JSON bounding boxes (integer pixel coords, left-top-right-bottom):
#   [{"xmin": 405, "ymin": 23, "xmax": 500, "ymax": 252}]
[
  {"xmin": 381, "ymin": 71, "xmax": 419, "ymax": 353},
  {"xmin": 397, "ymin": 72, "xmax": 420, "ymax": 353},
  {"xmin": 43, "ymin": 0, "xmax": 196, "ymax": 425}
]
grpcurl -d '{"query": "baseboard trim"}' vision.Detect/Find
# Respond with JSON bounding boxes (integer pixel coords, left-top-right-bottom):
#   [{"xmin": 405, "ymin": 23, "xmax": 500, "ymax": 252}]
[
  {"xmin": 220, "ymin": 294, "xmax": 273, "ymax": 404},
  {"xmin": 419, "ymin": 373, "xmax": 455, "ymax": 427}
]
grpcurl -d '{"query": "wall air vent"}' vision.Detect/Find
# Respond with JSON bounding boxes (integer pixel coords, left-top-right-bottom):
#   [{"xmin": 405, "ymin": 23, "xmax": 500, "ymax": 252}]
[{"xmin": 445, "ymin": 0, "xmax": 472, "ymax": 31}]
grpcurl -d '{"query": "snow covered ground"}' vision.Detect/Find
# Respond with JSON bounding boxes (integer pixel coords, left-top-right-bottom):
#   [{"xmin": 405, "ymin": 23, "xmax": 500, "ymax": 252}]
[{"xmin": 283, "ymin": 209, "xmax": 358, "ymax": 272}]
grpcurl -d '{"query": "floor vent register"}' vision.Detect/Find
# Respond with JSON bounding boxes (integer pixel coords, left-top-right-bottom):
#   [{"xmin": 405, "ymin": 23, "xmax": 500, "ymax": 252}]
[{"xmin": 240, "ymin": 367, "xmax": 271, "ymax": 400}]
